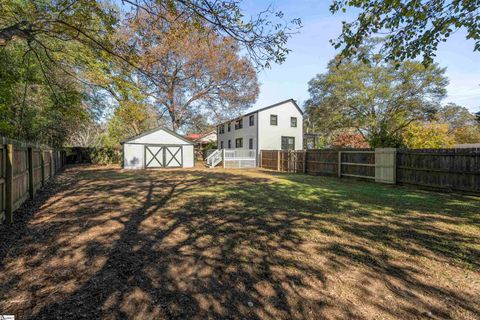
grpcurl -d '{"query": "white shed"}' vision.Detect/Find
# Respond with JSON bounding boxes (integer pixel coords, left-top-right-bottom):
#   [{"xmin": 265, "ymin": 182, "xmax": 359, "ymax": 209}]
[{"xmin": 121, "ymin": 127, "xmax": 195, "ymax": 169}]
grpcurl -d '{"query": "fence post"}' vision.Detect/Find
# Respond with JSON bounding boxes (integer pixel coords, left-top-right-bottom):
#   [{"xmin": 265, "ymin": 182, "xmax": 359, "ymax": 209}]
[
  {"xmin": 40, "ymin": 150, "xmax": 45, "ymax": 187},
  {"xmin": 375, "ymin": 148, "xmax": 397, "ymax": 184},
  {"xmin": 337, "ymin": 151, "xmax": 342, "ymax": 178},
  {"xmin": 49, "ymin": 150, "xmax": 53, "ymax": 177},
  {"xmin": 277, "ymin": 151, "xmax": 281, "ymax": 171},
  {"xmin": 5, "ymin": 144, "xmax": 13, "ymax": 223},
  {"xmin": 303, "ymin": 151, "xmax": 306, "ymax": 173},
  {"xmin": 28, "ymin": 147, "xmax": 34, "ymax": 199}
]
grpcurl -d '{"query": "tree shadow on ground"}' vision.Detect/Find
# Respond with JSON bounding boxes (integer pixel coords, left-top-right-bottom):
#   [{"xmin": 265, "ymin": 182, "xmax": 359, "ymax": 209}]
[{"xmin": 0, "ymin": 166, "xmax": 478, "ymax": 319}]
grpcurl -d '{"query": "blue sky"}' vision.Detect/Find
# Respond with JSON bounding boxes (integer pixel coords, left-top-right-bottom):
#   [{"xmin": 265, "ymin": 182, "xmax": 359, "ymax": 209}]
[{"xmin": 241, "ymin": 0, "xmax": 480, "ymax": 113}]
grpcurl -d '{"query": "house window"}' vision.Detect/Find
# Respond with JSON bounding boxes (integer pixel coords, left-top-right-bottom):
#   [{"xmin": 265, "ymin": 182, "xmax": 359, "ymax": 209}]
[
  {"xmin": 281, "ymin": 136, "xmax": 295, "ymax": 150},
  {"xmin": 235, "ymin": 119, "xmax": 243, "ymax": 130},
  {"xmin": 249, "ymin": 138, "xmax": 254, "ymax": 149},
  {"xmin": 249, "ymin": 115, "xmax": 254, "ymax": 126},
  {"xmin": 235, "ymin": 138, "xmax": 243, "ymax": 148},
  {"xmin": 291, "ymin": 117, "xmax": 297, "ymax": 127},
  {"xmin": 228, "ymin": 140, "xmax": 231, "ymax": 149},
  {"xmin": 270, "ymin": 114, "xmax": 278, "ymax": 125},
  {"xmin": 227, "ymin": 122, "xmax": 231, "ymax": 132},
  {"xmin": 220, "ymin": 141, "xmax": 224, "ymax": 149},
  {"xmin": 219, "ymin": 125, "xmax": 225, "ymax": 134}
]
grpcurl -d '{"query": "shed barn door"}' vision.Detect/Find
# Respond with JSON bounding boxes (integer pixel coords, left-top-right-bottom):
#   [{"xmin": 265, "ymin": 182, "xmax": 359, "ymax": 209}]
[
  {"xmin": 144, "ymin": 145, "xmax": 183, "ymax": 168},
  {"xmin": 145, "ymin": 146, "xmax": 164, "ymax": 168},
  {"xmin": 164, "ymin": 146, "xmax": 183, "ymax": 168}
]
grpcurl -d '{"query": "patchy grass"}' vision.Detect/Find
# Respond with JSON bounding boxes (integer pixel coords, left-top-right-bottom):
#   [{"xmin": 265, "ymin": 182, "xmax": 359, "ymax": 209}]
[{"xmin": 0, "ymin": 165, "xmax": 479, "ymax": 319}]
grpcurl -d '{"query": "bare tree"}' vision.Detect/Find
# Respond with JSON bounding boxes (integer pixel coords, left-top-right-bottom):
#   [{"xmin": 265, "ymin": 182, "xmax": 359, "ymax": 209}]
[{"xmin": 125, "ymin": 11, "xmax": 259, "ymax": 131}]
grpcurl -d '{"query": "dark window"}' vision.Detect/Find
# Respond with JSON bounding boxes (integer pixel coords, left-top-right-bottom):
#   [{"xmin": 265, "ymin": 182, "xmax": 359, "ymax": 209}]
[
  {"xmin": 228, "ymin": 140, "xmax": 231, "ymax": 148},
  {"xmin": 249, "ymin": 115, "xmax": 255, "ymax": 126},
  {"xmin": 281, "ymin": 136, "xmax": 295, "ymax": 150},
  {"xmin": 227, "ymin": 122, "xmax": 231, "ymax": 132},
  {"xmin": 270, "ymin": 115, "xmax": 278, "ymax": 125},
  {"xmin": 235, "ymin": 138, "xmax": 243, "ymax": 148},
  {"xmin": 235, "ymin": 119, "xmax": 243, "ymax": 130},
  {"xmin": 291, "ymin": 117, "xmax": 297, "ymax": 127},
  {"xmin": 219, "ymin": 125, "xmax": 225, "ymax": 134},
  {"xmin": 249, "ymin": 138, "xmax": 254, "ymax": 149},
  {"xmin": 220, "ymin": 141, "xmax": 224, "ymax": 149}
]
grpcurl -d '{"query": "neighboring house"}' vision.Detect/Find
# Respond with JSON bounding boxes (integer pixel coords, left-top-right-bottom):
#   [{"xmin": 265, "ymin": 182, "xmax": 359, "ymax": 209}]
[
  {"xmin": 185, "ymin": 131, "xmax": 217, "ymax": 145},
  {"xmin": 121, "ymin": 127, "xmax": 195, "ymax": 169},
  {"xmin": 216, "ymin": 99, "xmax": 303, "ymax": 153},
  {"xmin": 186, "ymin": 130, "xmax": 217, "ymax": 160}
]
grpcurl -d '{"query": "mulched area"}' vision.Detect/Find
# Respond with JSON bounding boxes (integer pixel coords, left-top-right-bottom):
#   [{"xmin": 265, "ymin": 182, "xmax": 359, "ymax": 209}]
[{"xmin": 0, "ymin": 165, "xmax": 479, "ymax": 319}]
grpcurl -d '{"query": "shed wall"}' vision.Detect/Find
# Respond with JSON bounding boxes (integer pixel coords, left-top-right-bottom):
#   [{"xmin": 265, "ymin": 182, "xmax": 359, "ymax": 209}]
[
  {"xmin": 124, "ymin": 144, "xmax": 144, "ymax": 169},
  {"xmin": 123, "ymin": 143, "xmax": 194, "ymax": 169}
]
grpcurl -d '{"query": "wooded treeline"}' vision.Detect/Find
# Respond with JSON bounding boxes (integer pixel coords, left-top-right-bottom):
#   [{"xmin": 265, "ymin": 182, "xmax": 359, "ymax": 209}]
[
  {"xmin": 1, "ymin": 1, "xmax": 479, "ymax": 150},
  {"xmin": 0, "ymin": 0, "xmax": 300, "ymax": 147},
  {"xmin": 304, "ymin": 41, "xmax": 480, "ymax": 149}
]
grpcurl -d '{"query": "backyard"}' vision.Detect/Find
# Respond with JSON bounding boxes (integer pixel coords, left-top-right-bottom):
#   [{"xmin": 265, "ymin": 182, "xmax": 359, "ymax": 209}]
[{"xmin": 0, "ymin": 165, "xmax": 479, "ymax": 319}]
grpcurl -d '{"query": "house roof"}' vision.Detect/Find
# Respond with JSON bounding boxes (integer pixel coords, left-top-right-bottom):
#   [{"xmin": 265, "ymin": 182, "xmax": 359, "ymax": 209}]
[
  {"xmin": 120, "ymin": 126, "xmax": 194, "ymax": 145},
  {"xmin": 216, "ymin": 99, "xmax": 303, "ymax": 126},
  {"xmin": 186, "ymin": 133, "xmax": 203, "ymax": 140},
  {"xmin": 186, "ymin": 131, "xmax": 216, "ymax": 143}
]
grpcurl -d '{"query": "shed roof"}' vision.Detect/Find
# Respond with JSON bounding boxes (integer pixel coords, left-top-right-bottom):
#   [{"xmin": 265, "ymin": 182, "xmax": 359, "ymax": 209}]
[{"xmin": 121, "ymin": 127, "xmax": 194, "ymax": 145}]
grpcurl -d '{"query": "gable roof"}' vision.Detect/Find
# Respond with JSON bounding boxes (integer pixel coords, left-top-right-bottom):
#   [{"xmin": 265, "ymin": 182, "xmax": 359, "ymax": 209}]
[
  {"xmin": 217, "ymin": 99, "xmax": 303, "ymax": 126},
  {"xmin": 121, "ymin": 126, "xmax": 194, "ymax": 145}
]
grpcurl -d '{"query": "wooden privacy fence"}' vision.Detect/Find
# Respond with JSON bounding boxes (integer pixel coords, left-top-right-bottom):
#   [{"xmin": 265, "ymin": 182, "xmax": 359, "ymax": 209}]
[
  {"xmin": 260, "ymin": 148, "xmax": 480, "ymax": 193},
  {"xmin": 0, "ymin": 137, "xmax": 66, "ymax": 224},
  {"xmin": 397, "ymin": 148, "xmax": 480, "ymax": 192}
]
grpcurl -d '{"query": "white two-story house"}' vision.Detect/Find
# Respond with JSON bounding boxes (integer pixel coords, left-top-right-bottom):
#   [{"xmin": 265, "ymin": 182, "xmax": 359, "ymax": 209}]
[{"xmin": 216, "ymin": 99, "xmax": 303, "ymax": 154}]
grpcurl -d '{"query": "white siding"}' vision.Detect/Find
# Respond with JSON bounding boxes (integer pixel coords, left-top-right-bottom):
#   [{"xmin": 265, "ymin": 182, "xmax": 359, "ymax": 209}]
[
  {"xmin": 123, "ymin": 144, "xmax": 144, "ymax": 169},
  {"xmin": 182, "ymin": 145, "xmax": 194, "ymax": 167},
  {"xmin": 258, "ymin": 101, "xmax": 303, "ymax": 151},
  {"xmin": 217, "ymin": 113, "xmax": 257, "ymax": 150},
  {"xmin": 122, "ymin": 128, "xmax": 194, "ymax": 169}
]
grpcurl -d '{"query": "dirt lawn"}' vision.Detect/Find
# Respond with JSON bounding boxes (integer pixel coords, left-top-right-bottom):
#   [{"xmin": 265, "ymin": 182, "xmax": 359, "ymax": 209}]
[{"xmin": 0, "ymin": 165, "xmax": 479, "ymax": 319}]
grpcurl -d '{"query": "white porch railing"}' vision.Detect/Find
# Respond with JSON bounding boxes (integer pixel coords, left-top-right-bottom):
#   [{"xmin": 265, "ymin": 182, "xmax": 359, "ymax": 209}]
[{"xmin": 223, "ymin": 149, "xmax": 256, "ymax": 168}]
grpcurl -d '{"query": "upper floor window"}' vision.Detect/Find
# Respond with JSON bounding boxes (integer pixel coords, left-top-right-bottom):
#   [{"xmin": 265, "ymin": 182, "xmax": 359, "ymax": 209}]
[
  {"xmin": 228, "ymin": 140, "xmax": 231, "ymax": 148},
  {"xmin": 227, "ymin": 122, "xmax": 231, "ymax": 132},
  {"xmin": 291, "ymin": 117, "xmax": 297, "ymax": 127},
  {"xmin": 220, "ymin": 141, "xmax": 224, "ymax": 149},
  {"xmin": 270, "ymin": 114, "xmax": 278, "ymax": 126},
  {"xmin": 235, "ymin": 138, "xmax": 243, "ymax": 148},
  {"xmin": 249, "ymin": 138, "xmax": 254, "ymax": 149},
  {"xmin": 235, "ymin": 119, "xmax": 243, "ymax": 130},
  {"xmin": 219, "ymin": 125, "xmax": 225, "ymax": 134},
  {"xmin": 249, "ymin": 115, "xmax": 255, "ymax": 126}
]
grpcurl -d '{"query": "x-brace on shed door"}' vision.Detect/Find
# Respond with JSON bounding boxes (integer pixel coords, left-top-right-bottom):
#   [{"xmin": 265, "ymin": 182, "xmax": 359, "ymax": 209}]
[{"xmin": 145, "ymin": 145, "xmax": 183, "ymax": 168}]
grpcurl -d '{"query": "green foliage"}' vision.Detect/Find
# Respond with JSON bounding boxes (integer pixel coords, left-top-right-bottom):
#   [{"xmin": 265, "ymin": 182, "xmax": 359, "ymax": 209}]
[
  {"xmin": 66, "ymin": 147, "xmax": 121, "ymax": 165},
  {"xmin": 433, "ymin": 103, "xmax": 480, "ymax": 144},
  {"xmin": 89, "ymin": 147, "xmax": 122, "ymax": 165},
  {"xmin": 104, "ymin": 103, "xmax": 160, "ymax": 147},
  {"xmin": 330, "ymin": 0, "xmax": 479, "ymax": 65},
  {"xmin": 0, "ymin": 42, "xmax": 89, "ymax": 146},
  {"xmin": 305, "ymin": 46, "xmax": 448, "ymax": 147},
  {"xmin": 402, "ymin": 122, "xmax": 454, "ymax": 149}
]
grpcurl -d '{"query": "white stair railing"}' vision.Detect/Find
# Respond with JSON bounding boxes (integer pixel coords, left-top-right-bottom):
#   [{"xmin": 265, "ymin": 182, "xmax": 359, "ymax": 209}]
[{"xmin": 205, "ymin": 149, "xmax": 223, "ymax": 168}]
